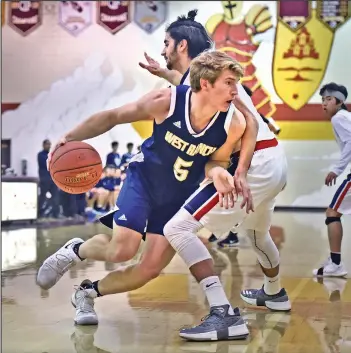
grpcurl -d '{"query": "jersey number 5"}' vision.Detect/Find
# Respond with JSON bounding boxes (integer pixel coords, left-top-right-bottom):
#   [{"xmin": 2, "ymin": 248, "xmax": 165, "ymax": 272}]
[{"xmin": 174, "ymin": 157, "xmax": 194, "ymax": 182}]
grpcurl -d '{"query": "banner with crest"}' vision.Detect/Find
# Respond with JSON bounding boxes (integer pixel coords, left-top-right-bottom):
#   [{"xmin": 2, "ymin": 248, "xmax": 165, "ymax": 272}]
[
  {"xmin": 316, "ymin": 0, "xmax": 350, "ymax": 31},
  {"xmin": 59, "ymin": 1, "xmax": 92, "ymax": 36},
  {"xmin": 8, "ymin": 1, "xmax": 42, "ymax": 36},
  {"xmin": 97, "ymin": 1, "xmax": 131, "ymax": 34},
  {"xmin": 133, "ymin": 1, "xmax": 167, "ymax": 34},
  {"xmin": 272, "ymin": 1, "xmax": 334, "ymax": 110}
]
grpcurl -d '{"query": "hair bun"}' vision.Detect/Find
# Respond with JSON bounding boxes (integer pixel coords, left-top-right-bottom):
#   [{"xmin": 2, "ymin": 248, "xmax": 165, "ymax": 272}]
[{"xmin": 187, "ymin": 9, "xmax": 198, "ymax": 21}]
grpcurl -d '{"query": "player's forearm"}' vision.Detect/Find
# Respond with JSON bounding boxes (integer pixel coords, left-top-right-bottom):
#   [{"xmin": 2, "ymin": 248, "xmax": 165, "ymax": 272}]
[
  {"xmin": 65, "ymin": 110, "xmax": 116, "ymax": 142},
  {"xmin": 331, "ymin": 142, "xmax": 351, "ymax": 176},
  {"xmin": 237, "ymin": 113, "xmax": 258, "ymax": 173}
]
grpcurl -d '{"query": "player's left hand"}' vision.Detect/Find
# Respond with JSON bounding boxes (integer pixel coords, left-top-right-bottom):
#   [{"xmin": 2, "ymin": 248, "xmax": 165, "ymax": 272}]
[
  {"xmin": 212, "ymin": 168, "xmax": 237, "ymax": 209},
  {"xmin": 139, "ymin": 52, "xmax": 166, "ymax": 78},
  {"xmin": 234, "ymin": 169, "xmax": 254, "ymax": 213},
  {"xmin": 325, "ymin": 172, "xmax": 338, "ymax": 186}
]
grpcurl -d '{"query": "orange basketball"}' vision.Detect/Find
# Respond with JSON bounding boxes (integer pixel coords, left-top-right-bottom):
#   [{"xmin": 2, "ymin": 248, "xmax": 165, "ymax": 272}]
[{"xmin": 50, "ymin": 141, "xmax": 103, "ymax": 194}]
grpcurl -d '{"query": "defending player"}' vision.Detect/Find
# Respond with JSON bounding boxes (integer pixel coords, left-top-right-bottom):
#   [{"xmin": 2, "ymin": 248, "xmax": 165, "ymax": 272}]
[{"xmin": 140, "ymin": 11, "xmax": 290, "ymax": 322}]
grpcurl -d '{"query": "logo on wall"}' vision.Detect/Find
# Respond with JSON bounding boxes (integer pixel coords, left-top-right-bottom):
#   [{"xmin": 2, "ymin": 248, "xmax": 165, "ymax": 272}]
[
  {"xmin": 316, "ymin": 0, "xmax": 350, "ymax": 31},
  {"xmin": 2, "ymin": 1, "xmax": 5, "ymax": 27},
  {"xmin": 59, "ymin": 1, "xmax": 92, "ymax": 36},
  {"xmin": 8, "ymin": 1, "xmax": 42, "ymax": 36},
  {"xmin": 206, "ymin": 1, "xmax": 276, "ymax": 118},
  {"xmin": 97, "ymin": 1, "xmax": 131, "ymax": 34},
  {"xmin": 273, "ymin": 1, "xmax": 334, "ymax": 110},
  {"xmin": 134, "ymin": 1, "xmax": 167, "ymax": 34}
]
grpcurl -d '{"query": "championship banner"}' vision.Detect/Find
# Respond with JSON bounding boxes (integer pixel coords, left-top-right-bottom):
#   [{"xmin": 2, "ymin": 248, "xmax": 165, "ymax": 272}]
[
  {"xmin": 316, "ymin": 0, "xmax": 350, "ymax": 31},
  {"xmin": 59, "ymin": 1, "xmax": 92, "ymax": 36},
  {"xmin": 97, "ymin": 1, "xmax": 131, "ymax": 34},
  {"xmin": 2, "ymin": 1, "xmax": 5, "ymax": 27},
  {"xmin": 273, "ymin": 1, "xmax": 334, "ymax": 111},
  {"xmin": 8, "ymin": 1, "xmax": 42, "ymax": 36},
  {"xmin": 134, "ymin": 1, "xmax": 167, "ymax": 34},
  {"xmin": 277, "ymin": 0, "xmax": 312, "ymax": 31}
]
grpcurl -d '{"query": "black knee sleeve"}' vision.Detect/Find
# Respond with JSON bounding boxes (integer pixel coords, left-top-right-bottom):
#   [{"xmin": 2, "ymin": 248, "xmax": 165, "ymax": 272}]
[{"xmin": 325, "ymin": 217, "xmax": 341, "ymax": 226}]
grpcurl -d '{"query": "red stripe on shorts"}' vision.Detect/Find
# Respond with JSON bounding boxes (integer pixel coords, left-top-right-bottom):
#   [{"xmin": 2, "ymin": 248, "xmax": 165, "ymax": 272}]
[{"xmin": 334, "ymin": 181, "xmax": 351, "ymax": 211}]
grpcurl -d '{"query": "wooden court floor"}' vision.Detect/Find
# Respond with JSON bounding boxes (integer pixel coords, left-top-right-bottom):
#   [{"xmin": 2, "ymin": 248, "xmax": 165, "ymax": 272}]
[{"xmin": 2, "ymin": 211, "xmax": 351, "ymax": 353}]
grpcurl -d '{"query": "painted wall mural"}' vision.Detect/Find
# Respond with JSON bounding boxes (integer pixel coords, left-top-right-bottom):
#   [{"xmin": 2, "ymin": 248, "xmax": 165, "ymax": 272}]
[{"xmin": 206, "ymin": 1, "xmax": 276, "ymax": 117}]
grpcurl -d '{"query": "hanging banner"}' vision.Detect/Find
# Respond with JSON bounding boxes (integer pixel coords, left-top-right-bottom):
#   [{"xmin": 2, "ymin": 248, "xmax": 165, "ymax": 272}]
[
  {"xmin": 277, "ymin": 0, "xmax": 311, "ymax": 31},
  {"xmin": 273, "ymin": 2, "xmax": 334, "ymax": 110},
  {"xmin": 97, "ymin": 1, "xmax": 131, "ymax": 34},
  {"xmin": 316, "ymin": 0, "xmax": 350, "ymax": 31},
  {"xmin": 134, "ymin": 1, "xmax": 167, "ymax": 34},
  {"xmin": 59, "ymin": 1, "xmax": 92, "ymax": 36},
  {"xmin": 2, "ymin": 1, "xmax": 5, "ymax": 27},
  {"xmin": 8, "ymin": 1, "xmax": 42, "ymax": 36}
]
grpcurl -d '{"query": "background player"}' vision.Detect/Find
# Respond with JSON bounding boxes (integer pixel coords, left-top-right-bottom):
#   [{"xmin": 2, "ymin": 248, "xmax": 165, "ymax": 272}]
[
  {"xmin": 37, "ymin": 51, "xmax": 256, "ymax": 339},
  {"xmin": 313, "ymin": 83, "xmax": 350, "ymax": 278}
]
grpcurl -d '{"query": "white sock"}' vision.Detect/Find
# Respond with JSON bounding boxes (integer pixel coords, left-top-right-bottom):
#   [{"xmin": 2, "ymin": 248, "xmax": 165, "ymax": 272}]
[
  {"xmin": 263, "ymin": 274, "xmax": 281, "ymax": 295},
  {"xmin": 200, "ymin": 276, "xmax": 234, "ymax": 315}
]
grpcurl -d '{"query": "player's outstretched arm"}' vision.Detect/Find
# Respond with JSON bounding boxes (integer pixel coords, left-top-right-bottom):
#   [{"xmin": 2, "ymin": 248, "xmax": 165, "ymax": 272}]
[
  {"xmin": 63, "ymin": 89, "xmax": 171, "ymax": 143},
  {"xmin": 139, "ymin": 52, "xmax": 183, "ymax": 86}
]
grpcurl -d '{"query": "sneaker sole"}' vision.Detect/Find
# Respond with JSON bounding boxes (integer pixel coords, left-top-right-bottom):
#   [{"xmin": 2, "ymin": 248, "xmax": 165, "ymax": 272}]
[
  {"xmin": 312, "ymin": 271, "xmax": 348, "ymax": 278},
  {"xmin": 240, "ymin": 293, "xmax": 292, "ymax": 312},
  {"xmin": 36, "ymin": 237, "xmax": 84, "ymax": 290},
  {"xmin": 74, "ymin": 316, "xmax": 98, "ymax": 326},
  {"xmin": 179, "ymin": 324, "xmax": 249, "ymax": 341}
]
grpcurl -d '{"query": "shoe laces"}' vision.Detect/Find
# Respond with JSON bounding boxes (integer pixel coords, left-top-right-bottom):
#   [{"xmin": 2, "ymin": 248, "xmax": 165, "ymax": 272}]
[
  {"xmin": 74, "ymin": 285, "xmax": 95, "ymax": 314},
  {"xmin": 45, "ymin": 252, "xmax": 74, "ymax": 275}
]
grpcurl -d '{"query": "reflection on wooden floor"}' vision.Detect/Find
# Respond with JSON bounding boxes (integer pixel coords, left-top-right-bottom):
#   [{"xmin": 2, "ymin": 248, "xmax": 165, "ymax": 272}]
[{"xmin": 2, "ymin": 212, "xmax": 351, "ymax": 353}]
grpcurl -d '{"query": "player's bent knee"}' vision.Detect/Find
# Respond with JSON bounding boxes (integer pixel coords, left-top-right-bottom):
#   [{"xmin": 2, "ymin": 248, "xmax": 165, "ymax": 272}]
[
  {"xmin": 106, "ymin": 246, "xmax": 135, "ymax": 263},
  {"xmin": 244, "ymin": 229, "xmax": 280, "ymax": 269},
  {"xmin": 105, "ymin": 227, "xmax": 141, "ymax": 263},
  {"xmin": 164, "ymin": 208, "xmax": 212, "ymax": 268},
  {"xmin": 326, "ymin": 207, "xmax": 342, "ymax": 218},
  {"xmin": 138, "ymin": 261, "xmax": 162, "ymax": 281}
]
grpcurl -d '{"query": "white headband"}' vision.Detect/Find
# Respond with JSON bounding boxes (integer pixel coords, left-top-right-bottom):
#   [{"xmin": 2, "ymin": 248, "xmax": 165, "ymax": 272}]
[{"xmin": 322, "ymin": 90, "xmax": 346, "ymax": 102}]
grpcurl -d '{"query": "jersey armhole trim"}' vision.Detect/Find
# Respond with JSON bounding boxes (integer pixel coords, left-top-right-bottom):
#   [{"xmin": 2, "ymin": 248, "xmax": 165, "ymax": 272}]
[
  {"xmin": 224, "ymin": 103, "xmax": 235, "ymax": 134},
  {"xmin": 166, "ymin": 86, "xmax": 177, "ymax": 119}
]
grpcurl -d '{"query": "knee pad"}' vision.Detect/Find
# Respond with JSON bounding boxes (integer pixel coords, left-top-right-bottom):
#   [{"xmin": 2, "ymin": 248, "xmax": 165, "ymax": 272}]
[
  {"xmin": 164, "ymin": 208, "xmax": 212, "ymax": 268},
  {"xmin": 243, "ymin": 229, "xmax": 280, "ymax": 269},
  {"xmin": 325, "ymin": 217, "xmax": 341, "ymax": 226}
]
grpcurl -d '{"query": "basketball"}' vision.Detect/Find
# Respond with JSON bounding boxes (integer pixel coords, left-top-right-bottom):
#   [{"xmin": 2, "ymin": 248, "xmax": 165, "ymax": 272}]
[{"xmin": 50, "ymin": 141, "xmax": 103, "ymax": 194}]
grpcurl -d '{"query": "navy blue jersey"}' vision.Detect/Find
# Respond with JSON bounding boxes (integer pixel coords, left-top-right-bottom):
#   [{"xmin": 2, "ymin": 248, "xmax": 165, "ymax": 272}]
[{"xmin": 132, "ymin": 85, "xmax": 233, "ymax": 202}]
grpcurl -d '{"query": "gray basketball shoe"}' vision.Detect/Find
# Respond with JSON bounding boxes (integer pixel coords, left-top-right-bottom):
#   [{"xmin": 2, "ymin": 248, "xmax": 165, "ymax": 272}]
[
  {"xmin": 179, "ymin": 305, "xmax": 249, "ymax": 341},
  {"xmin": 241, "ymin": 286, "xmax": 291, "ymax": 311}
]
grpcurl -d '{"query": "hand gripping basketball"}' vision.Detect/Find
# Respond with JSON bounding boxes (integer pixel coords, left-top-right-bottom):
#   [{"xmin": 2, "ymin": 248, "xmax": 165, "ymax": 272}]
[{"xmin": 47, "ymin": 137, "xmax": 68, "ymax": 171}]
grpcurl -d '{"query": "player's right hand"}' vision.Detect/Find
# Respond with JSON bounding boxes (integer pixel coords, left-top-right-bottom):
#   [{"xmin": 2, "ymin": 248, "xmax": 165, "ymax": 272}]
[
  {"xmin": 139, "ymin": 52, "xmax": 166, "ymax": 78},
  {"xmin": 46, "ymin": 137, "xmax": 67, "ymax": 171},
  {"xmin": 212, "ymin": 168, "xmax": 237, "ymax": 209}
]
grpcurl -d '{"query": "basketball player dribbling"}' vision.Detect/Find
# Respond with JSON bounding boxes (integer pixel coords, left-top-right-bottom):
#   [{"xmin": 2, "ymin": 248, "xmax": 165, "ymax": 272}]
[
  {"xmin": 313, "ymin": 83, "xmax": 350, "ymax": 278},
  {"xmin": 140, "ymin": 11, "xmax": 291, "ymax": 340},
  {"xmin": 37, "ymin": 50, "xmax": 258, "ymax": 340}
]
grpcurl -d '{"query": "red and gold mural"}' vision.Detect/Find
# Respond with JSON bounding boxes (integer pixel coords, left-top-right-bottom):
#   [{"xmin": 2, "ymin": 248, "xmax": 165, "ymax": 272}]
[{"xmin": 206, "ymin": 1, "xmax": 276, "ymax": 118}]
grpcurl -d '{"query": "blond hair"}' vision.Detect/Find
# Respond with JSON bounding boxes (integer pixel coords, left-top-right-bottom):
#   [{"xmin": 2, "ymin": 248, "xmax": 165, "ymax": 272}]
[{"xmin": 189, "ymin": 51, "xmax": 244, "ymax": 92}]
